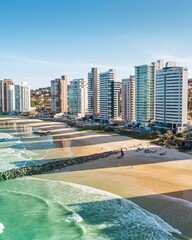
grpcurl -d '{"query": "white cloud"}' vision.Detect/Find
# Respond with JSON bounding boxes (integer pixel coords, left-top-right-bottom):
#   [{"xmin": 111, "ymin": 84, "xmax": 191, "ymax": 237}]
[{"xmin": 0, "ymin": 52, "xmax": 134, "ymax": 87}]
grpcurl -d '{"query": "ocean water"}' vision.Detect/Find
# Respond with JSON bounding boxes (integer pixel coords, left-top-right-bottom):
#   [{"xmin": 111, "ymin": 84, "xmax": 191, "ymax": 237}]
[
  {"xmin": 0, "ymin": 119, "xmax": 82, "ymax": 172},
  {"xmin": 0, "ymin": 119, "xmax": 66, "ymax": 172},
  {"xmin": 0, "ymin": 131, "xmax": 47, "ymax": 171},
  {"xmin": 0, "ymin": 178, "xmax": 182, "ymax": 240}
]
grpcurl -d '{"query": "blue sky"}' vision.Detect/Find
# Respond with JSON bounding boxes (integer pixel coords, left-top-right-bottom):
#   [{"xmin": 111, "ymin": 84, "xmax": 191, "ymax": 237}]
[{"xmin": 0, "ymin": 0, "xmax": 192, "ymax": 89}]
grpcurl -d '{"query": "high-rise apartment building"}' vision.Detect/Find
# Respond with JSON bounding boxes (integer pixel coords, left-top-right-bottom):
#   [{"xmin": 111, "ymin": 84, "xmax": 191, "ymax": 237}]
[
  {"xmin": 7, "ymin": 85, "xmax": 15, "ymax": 112},
  {"xmin": 135, "ymin": 60, "xmax": 163, "ymax": 122},
  {"xmin": 99, "ymin": 69, "xmax": 115, "ymax": 120},
  {"xmin": 188, "ymin": 78, "xmax": 192, "ymax": 117},
  {"xmin": 88, "ymin": 68, "xmax": 100, "ymax": 117},
  {"xmin": 15, "ymin": 85, "xmax": 21, "ymax": 112},
  {"xmin": 0, "ymin": 81, "xmax": 2, "ymax": 112},
  {"xmin": 113, "ymin": 81, "xmax": 121, "ymax": 119},
  {"xmin": 156, "ymin": 62, "xmax": 188, "ymax": 131},
  {"xmin": 0, "ymin": 80, "xmax": 31, "ymax": 113},
  {"xmin": 60, "ymin": 75, "xmax": 68, "ymax": 113},
  {"xmin": 68, "ymin": 78, "xmax": 88, "ymax": 115},
  {"xmin": 1, "ymin": 79, "xmax": 14, "ymax": 112},
  {"xmin": 51, "ymin": 75, "xmax": 68, "ymax": 113},
  {"xmin": 121, "ymin": 76, "xmax": 135, "ymax": 122},
  {"xmin": 21, "ymin": 82, "xmax": 31, "ymax": 112}
]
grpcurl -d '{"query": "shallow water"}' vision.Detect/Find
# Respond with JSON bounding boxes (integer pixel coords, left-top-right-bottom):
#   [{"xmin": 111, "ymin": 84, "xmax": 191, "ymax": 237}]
[
  {"xmin": 0, "ymin": 119, "xmax": 78, "ymax": 172},
  {"xmin": 0, "ymin": 178, "xmax": 182, "ymax": 240},
  {"xmin": 0, "ymin": 131, "xmax": 45, "ymax": 171}
]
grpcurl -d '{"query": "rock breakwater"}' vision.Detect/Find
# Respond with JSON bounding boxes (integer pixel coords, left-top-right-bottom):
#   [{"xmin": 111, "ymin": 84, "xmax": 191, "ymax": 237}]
[{"xmin": 0, "ymin": 150, "xmax": 118, "ymax": 182}]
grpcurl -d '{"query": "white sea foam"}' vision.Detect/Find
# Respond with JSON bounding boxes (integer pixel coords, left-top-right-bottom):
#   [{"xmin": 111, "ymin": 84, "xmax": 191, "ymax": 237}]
[
  {"xmin": 33, "ymin": 177, "xmax": 121, "ymax": 199},
  {"xmin": 160, "ymin": 193, "xmax": 192, "ymax": 208},
  {"xmin": 0, "ymin": 132, "xmax": 14, "ymax": 138},
  {"xmin": 0, "ymin": 131, "xmax": 46, "ymax": 172},
  {"xmin": 30, "ymin": 178, "xmax": 181, "ymax": 239},
  {"xmin": 65, "ymin": 213, "xmax": 83, "ymax": 223},
  {"xmin": 0, "ymin": 223, "xmax": 4, "ymax": 234}
]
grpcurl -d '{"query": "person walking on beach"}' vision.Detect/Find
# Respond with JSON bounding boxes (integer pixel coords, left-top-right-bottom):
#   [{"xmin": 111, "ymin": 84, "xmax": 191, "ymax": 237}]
[{"xmin": 120, "ymin": 148, "xmax": 125, "ymax": 158}]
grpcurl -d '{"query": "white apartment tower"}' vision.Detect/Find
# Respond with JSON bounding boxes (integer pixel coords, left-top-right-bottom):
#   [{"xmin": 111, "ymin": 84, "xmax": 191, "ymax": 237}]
[
  {"xmin": 68, "ymin": 78, "xmax": 88, "ymax": 116},
  {"xmin": 88, "ymin": 68, "xmax": 100, "ymax": 117},
  {"xmin": 113, "ymin": 81, "xmax": 121, "ymax": 119},
  {"xmin": 7, "ymin": 85, "xmax": 15, "ymax": 112},
  {"xmin": 135, "ymin": 60, "xmax": 163, "ymax": 122},
  {"xmin": 156, "ymin": 62, "xmax": 188, "ymax": 131},
  {"xmin": 99, "ymin": 69, "xmax": 115, "ymax": 120},
  {"xmin": 21, "ymin": 82, "xmax": 31, "ymax": 112},
  {"xmin": 122, "ymin": 75, "xmax": 135, "ymax": 122}
]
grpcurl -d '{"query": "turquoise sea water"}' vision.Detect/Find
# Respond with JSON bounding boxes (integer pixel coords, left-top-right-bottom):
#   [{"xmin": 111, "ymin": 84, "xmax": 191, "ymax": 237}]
[
  {"xmin": 0, "ymin": 119, "xmax": 75, "ymax": 171},
  {"xmin": 0, "ymin": 120, "xmax": 50, "ymax": 171},
  {"xmin": 0, "ymin": 178, "xmax": 182, "ymax": 240},
  {"xmin": 0, "ymin": 119, "xmax": 186, "ymax": 239}
]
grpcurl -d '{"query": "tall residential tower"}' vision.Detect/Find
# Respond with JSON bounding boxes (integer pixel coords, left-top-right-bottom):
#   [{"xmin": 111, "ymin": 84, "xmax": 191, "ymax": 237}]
[
  {"xmin": 88, "ymin": 68, "xmax": 100, "ymax": 117},
  {"xmin": 156, "ymin": 62, "xmax": 188, "ymax": 131},
  {"xmin": 68, "ymin": 78, "xmax": 88, "ymax": 116},
  {"xmin": 113, "ymin": 81, "xmax": 121, "ymax": 119},
  {"xmin": 15, "ymin": 85, "xmax": 21, "ymax": 112},
  {"xmin": 99, "ymin": 69, "xmax": 115, "ymax": 120},
  {"xmin": 7, "ymin": 85, "xmax": 15, "ymax": 112},
  {"xmin": 21, "ymin": 82, "xmax": 31, "ymax": 112},
  {"xmin": 51, "ymin": 75, "xmax": 68, "ymax": 114},
  {"xmin": 135, "ymin": 60, "xmax": 163, "ymax": 122},
  {"xmin": 1, "ymin": 79, "xmax": 14, "ymax": 112},
  {"xmin": 121, "ymin": 75, "xmax": 135, "ymax": 122}
]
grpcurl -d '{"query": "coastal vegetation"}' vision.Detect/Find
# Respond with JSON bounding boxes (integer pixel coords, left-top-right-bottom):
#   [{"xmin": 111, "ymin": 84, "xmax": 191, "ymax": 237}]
[
  {"xmin": 117, "ymin": 128, "xmax": 161, "ymax": 140},
  {"xmin": 67, "ymin": 120, "xmax": 161, "ymax": 139},
  {"xmin": 153, "ymin": 129, "xmax": 192, "ymax": 151},
  {"xmin": 80, "ymin": 126, "xmax": 114, "ymax": 133}
]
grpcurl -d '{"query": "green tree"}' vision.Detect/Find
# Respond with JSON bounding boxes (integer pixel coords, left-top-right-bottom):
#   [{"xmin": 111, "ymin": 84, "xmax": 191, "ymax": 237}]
[
  {"xmin": 166, "ymin": 130, "xmax": 173, "ymax": 137},
  {"xmin": 176, "ymin": 132, "xmax": 185, "ymax": 138},
  {"xmin": 150, "ymin": 131, "xmax": 161, "ymax": 138}
]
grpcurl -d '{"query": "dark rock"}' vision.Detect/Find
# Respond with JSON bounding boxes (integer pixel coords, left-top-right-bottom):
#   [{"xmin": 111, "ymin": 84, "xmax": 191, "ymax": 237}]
[{"xmin": 0, "ymin": 150, "xmax": 118, "ymax": 182}]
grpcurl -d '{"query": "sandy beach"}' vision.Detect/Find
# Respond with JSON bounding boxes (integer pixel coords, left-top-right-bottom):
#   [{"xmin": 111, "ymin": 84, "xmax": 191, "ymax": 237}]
[
  {"xmin": 1, "ymin": 118, "xmax": 192, "ymax": 238},
  {"xmin": 38, "ymin": 152, "xmax": 192, "ymax": 237}
]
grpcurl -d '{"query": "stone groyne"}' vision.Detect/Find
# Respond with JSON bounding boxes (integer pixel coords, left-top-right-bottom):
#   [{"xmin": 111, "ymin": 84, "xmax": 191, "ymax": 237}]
[{"xmin": 0, "ymin": 150, "xmax": 118, "ymax": 182}]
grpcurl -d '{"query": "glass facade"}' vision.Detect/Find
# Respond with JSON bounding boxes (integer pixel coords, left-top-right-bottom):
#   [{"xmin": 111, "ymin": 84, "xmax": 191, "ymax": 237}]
[{"xmin": 135, "ymin": 64, "xmax": 156, "ymax": 122}]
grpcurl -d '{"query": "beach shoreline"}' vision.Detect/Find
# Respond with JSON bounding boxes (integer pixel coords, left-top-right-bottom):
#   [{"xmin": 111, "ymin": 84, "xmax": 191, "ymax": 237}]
[
  {"xmin": 37, "ymin": 151, "xmax": 192, "ymax": 238},
  {"xmin": 1, "ymin": 118, "xmax": 192, "ymax": 238}
]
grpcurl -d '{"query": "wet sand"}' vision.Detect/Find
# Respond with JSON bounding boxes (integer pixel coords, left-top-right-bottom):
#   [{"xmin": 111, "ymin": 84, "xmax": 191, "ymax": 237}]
[
  {"xmin": 38, "ymin": 152, "xmax": 192, "ymax": 238},
  {"xmin": 1, "ymin": 118, "xmax": 192, "ymax": 237}
]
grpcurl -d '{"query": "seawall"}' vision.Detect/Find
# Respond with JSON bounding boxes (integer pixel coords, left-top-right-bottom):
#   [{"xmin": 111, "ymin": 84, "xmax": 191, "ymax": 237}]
[{"xmin": 0, "ymin": 150, "xmax": 118, "ymax": 182}]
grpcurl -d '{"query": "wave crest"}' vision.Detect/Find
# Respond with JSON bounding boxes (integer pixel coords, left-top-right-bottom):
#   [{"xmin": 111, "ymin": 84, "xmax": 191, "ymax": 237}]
[{"xmin": 0, "ymin": 223, "xmax": 4, "ymax": 234}]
